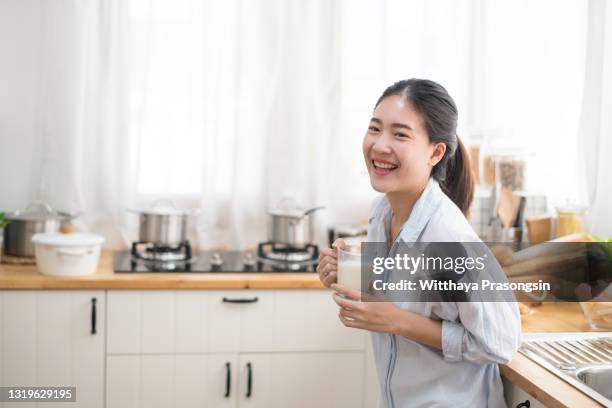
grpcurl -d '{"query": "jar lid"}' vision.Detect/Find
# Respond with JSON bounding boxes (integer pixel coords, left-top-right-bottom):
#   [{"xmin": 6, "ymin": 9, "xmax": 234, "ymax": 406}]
[
  {"xmin": 32, "ymin": 232, "xmax": 104, "ymax": 246},
  {"xmin": 555, "ymin": 204, "xmax": 588, "ymax": 215}
]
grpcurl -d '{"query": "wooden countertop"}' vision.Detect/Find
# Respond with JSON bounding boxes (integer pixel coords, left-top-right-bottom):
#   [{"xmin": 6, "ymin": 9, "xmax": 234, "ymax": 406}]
[
  {"xmin": 0, "ymin": 251, "xmax": 324, "ymax": 289},
  {"xmin": 0, "ymin": 249, "xmax": 607, "ymax": 407}
]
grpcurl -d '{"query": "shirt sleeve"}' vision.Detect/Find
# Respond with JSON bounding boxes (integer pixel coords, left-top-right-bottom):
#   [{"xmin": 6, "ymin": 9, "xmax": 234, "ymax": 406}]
[{"xmin": 441, "ymin": 301, "xmax": 522, "ymax": 364}]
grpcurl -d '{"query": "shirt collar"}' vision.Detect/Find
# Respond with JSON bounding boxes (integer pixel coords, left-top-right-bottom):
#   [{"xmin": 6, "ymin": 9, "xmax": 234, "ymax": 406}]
[{"xmin": 369, "ymin": 177, "xmax": 444, "ymax": 246}]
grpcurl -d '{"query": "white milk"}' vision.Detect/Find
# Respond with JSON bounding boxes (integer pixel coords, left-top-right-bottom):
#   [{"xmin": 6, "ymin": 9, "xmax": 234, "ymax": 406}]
[{"xmin": 337, "ymin": 260, "xmax": 362, "ymax": 292}]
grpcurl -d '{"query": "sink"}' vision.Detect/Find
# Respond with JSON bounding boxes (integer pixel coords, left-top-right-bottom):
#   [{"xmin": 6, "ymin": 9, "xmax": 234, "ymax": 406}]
[
  {"xmin": 520, "ymin": 332, "xmax": 612, "ymax": 407},
  {"xmin": 577, "ymin": 366, "xmax": 612, "ymax": 401}
]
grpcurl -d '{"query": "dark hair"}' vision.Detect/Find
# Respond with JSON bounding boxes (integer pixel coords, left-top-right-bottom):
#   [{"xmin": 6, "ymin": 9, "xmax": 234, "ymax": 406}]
[{"xmin": 375, "ymin": 79, "xmax": 474, "ymax": 216}]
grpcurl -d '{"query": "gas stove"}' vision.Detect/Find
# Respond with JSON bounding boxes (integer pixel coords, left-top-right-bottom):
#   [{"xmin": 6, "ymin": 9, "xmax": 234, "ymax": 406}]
[{"xmin": 114, "ymin": 241, "xmax": 319, "ymax": 273}]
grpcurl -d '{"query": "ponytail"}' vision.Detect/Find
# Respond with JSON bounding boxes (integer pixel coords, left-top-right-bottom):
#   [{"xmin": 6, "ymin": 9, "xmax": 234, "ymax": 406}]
[{"xmin": 439, "ymin": 136, "xmax": 474, "ymax": 217}]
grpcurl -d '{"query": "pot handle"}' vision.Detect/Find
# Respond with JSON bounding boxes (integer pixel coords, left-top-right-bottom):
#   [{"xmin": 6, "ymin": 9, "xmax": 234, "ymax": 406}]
[{"xmin": 302, "ymin": 206, "xmax": 326, "ymax": 217}]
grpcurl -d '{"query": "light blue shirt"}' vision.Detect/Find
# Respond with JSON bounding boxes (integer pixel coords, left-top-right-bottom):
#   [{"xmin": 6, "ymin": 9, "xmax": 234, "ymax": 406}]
[{"xmin": 368, "ymin": 178, "xmax": 521, "ymax": 408}]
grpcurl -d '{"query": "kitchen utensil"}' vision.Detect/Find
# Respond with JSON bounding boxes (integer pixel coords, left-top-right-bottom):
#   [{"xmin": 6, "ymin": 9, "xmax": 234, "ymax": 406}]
[
  {"xmin": 32, "ymin": 232, "xmax": 104, "ymax": 276},
  {"xmin": 468, "ymin": 144, "xmax": 480, "ymax": 184},
  {"xmin": 514, "ymin": 196, "xmax": 526, "ymax": 228},
  {"xmin": 3, "ymin": 201, "xmax": 77, "ymax": 257},
  {"xmin": 129, "ymin": 200, "xmax": 199, "ymax": 245},
  {"xmin": 267, "ymin": 198, "xmax": 325, "ymax": 247},
  {"xmin": 497, "ymin": 187, "xmax": 515, "ymax": 228}
]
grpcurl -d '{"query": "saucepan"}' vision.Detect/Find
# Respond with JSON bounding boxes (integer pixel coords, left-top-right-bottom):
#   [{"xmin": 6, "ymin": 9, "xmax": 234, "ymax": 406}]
[
  {"xmin": 267, "ymin": 198, "xmax": 325, "ymax": 248},
  {"xmin": 128, "ymin": 200, "xmax": 199, "ymax": 245},
  {"xmin": 3, "ymin": 201, "xmax": 78, "ymax": 257}
]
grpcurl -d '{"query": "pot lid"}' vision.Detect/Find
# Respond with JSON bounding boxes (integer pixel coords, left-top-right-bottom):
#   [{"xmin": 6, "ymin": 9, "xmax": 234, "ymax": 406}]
[
  {"xmin": 129, "ymin": 200, "xmax": 198, "ymax": 216},
  {"xmin": 32, "ymin": 232, "xmax": 105, "ymax": 246},
  {"xmin": 7, "ymin": 201, "xmax": 68, "ymax": 221},
  {"xmin": 268, "ymin": 198, "xmax": 325, "ymax": 218}
]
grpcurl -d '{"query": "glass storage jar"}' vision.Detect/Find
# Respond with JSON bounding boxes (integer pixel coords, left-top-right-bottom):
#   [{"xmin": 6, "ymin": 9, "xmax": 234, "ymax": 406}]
[{"xmin": 555, "ymin": 204, "xmax": 587, "ymax": 238}]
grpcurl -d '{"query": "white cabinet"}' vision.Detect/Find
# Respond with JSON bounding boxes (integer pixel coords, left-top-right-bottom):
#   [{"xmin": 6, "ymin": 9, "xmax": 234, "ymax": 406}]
[
  {"xmin": 0, "ymin": 290, "xmax": 105, "ymax": 408},
  {"xmin": 106, "ymin": 354, "xmax": 237, "ymax": 408},
  {"xmin": 237, "ymin": 352, "xmax": 364, "ymax": 408},
  {"xmin": 105, "ymin": 289, "xmax": 371, "ymax": 408},
  {"xmin": 503, "ymin": 378, "xmax": 546, "ymax": 408}
]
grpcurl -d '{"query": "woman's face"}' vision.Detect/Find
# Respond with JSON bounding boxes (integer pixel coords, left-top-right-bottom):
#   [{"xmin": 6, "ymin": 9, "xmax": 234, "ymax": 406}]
[{"xmin": 363, "ymin": 95, "xmax": 445, "ymax": 194}]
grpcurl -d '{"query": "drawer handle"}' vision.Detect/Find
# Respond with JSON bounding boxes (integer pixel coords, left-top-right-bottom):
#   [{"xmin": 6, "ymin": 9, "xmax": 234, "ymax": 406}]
[
  {"xmin": 246, "ymin": 362, "xmax": 253, "ymax": 398},
  {"xmin": 225, "ymin": 362, "xmax": 231, "ymax": 398},
  {"xmin": 516, "ymin": 401, "xmax": 530, "ymax": 408},
  {"xmin": 91, "ymin": 297, "xmax": 97, "ymax": 335},
  {"xmin": 222, "ymin": 297, "xmax": 259, "ymax": 304}
]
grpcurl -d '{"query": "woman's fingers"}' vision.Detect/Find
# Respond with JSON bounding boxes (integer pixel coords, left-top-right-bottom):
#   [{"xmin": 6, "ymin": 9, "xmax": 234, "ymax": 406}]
[
  {"xmin": 332, "ymin": 238, "xmax": 346, "ymax": 250},
  {"xmin": 332, "ymin": 292, "xmax": 362, "ymax": 310},
  {"xmin": 331, "ymin": 283, "xmax": 361, "ymax": 301},
  {"xmin": 317, "ymin": 258, "xmax": 338, "ymax": 287},
  {"xmin": 321, "ymin": 271, "xmax": 337, "ymax": 287},
  {"xmin": 338, "ymin": 312, "xmax": 363, "ymax": 329}
]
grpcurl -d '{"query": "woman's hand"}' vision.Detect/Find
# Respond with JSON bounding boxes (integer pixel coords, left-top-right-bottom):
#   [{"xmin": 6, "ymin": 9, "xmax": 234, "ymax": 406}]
[
  {"xmin": 331, "ymin": 283, "xmax": 443, "ymax": 349},
  {"xmin": 331, "ymin": 283, "xmax": 402, "ymax": 333},
  {"xmin": 317, "ymin": 238, "xmax": 345, "ymax": 288}
]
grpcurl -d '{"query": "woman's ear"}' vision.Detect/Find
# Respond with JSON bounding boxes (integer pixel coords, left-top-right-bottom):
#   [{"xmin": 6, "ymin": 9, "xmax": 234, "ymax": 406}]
[{"xmin": 429, "ymin": 142, "xmax": 446, "ymax": 166}]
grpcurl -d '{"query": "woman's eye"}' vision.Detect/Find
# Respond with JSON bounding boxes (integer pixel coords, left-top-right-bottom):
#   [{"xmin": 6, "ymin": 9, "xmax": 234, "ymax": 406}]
[
  {"xmin": 395, "ymin": 132, "xmax": 409, "ymax": 138},
  {"xmin": 368, "ymin": 126, "xmax": 380, "ymax": 133}
]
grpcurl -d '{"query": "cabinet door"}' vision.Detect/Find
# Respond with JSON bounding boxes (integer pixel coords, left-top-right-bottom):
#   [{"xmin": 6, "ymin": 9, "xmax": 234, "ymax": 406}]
[
  {"xmin": 240, "ymin": 290, "xmax": 365, "ymax": 352},
  {"xmin": 106, "ymin": 354, "xmax": 237, "ymax": 408},
  {"xmin": 237, "ymin": 352, "xmax": 364, "ymax": 408},
  {"xmin": 0, "ymin": 290, "xmax": 105, "ymax": 408},
  {"xmin": 502, "ymin": 378, "xmax": 546, "ymax": 408},
  {"xmin": 107, "ymin": 290, "xmax": 240, "ymax": 354}
]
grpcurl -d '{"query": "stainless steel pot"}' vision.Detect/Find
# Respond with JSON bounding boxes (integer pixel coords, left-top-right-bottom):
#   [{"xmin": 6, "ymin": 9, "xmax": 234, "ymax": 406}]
[
  {"xmin": 267, "ymin": 200, "xmax": 325, "ymax": 247},
  {"xmin": 3, "ymin": 201, "xmax": 74, "ymax": 257},
  {"xmin": 129, "ymin": 200, "xmax": 199, "ymax": 245}
]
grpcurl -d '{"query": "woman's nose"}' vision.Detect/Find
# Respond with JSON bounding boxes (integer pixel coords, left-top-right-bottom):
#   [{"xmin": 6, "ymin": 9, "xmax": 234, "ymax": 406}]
[{"xmin": 372, "ymin": 134, "xmax": 393, "ymax": 154}]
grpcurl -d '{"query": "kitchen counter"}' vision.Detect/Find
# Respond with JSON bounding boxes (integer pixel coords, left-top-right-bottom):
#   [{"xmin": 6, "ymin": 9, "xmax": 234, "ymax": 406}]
[
  {"xmin": 0, "ymin": 251, "xmax": 324, "ymax": 289},
  {"xmin": 502, "ymin": 302, "xmax": 604, "ymax": 408},
  {"xmin": 0, "ymin": 251, "xmax": 606, "ymax": 407}
]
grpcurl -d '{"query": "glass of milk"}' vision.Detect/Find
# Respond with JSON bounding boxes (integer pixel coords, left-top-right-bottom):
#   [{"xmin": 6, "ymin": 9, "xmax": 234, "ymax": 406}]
[{"xmin": 337, "ymin": 244, "xmax": 362, "ymax": 293}]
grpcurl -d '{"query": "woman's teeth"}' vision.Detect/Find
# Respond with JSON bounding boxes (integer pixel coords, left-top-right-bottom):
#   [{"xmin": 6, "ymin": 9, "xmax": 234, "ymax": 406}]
[{"xmin": 373, "ymin": 160, "xmax": 398, "ymax": 170}]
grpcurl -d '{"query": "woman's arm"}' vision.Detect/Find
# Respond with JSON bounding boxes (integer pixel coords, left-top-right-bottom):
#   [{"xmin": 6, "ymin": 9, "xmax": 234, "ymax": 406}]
[
  {"xmin": 394, "ymin": 309, "xmax": 442, "ymax": 349},
  {"xmin": 440, "ymin": 301, "xmax": 521, "ymax": 364}
]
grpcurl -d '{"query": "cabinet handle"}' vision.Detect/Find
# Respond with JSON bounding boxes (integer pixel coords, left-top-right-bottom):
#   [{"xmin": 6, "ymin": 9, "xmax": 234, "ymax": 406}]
[
  {"xmin": 222, "ymin": 297, "xmax": 259, "ymax": 304},
  {"xmin": 516, "ymin": 401, "xmax": 530, "ymax": 408},
  {"xmin": 246, "ymin": 362, "xmax": 253, "ymax": 398},
  {"xmin": 90, "ymin": 297, "xmax": 97, "ymax": 335},
  {"xmin": 224, "ymin": 362, "xmax": 231, "ymax": 398}
]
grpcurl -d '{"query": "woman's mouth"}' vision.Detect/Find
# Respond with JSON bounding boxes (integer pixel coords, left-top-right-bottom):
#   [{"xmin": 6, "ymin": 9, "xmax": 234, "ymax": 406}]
[{"xmin": 371, "ymin": 159, "xmax": 399, "ymax": 176}]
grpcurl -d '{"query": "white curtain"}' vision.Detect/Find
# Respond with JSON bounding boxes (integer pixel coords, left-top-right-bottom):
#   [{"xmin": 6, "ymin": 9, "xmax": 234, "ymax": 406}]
[
  {"xmin": 0, "ymin": 0, "xmax": 592, "ymax": 249},
  {"xmin": 580, "ymin": 0, "xmax": 612, "ymax": 237},
  {"xmin": 0, "ymin": 0, "xmax": 137, "ymax": 248}
]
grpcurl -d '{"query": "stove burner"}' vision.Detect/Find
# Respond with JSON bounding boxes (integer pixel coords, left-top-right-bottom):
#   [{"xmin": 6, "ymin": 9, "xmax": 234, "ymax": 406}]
[
  {"xmin": 257, "ymin": 242, "xmax": 319, "ymax": 271},
  {"xmin": 131, "ymin": 241, "xmax": 193, "ymax": 263}
]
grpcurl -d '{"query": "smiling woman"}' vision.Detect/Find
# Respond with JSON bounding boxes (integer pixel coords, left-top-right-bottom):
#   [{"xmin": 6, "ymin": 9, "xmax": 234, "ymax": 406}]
[{"xmin": 317, "ymin": 79, "xmax": 521, "ymax": 408}]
